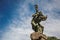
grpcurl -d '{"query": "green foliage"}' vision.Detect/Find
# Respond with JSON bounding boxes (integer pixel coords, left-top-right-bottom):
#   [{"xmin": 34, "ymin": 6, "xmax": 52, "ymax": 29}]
[{"xmin": 47, "ymin": 37, "xmax": 60, "ymax": 40}]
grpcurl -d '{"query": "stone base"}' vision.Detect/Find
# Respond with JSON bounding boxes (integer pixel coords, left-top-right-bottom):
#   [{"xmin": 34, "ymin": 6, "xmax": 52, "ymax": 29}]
[{"xmin": 30, "ymin": 32, "xmax": 47, "ymax": 40}]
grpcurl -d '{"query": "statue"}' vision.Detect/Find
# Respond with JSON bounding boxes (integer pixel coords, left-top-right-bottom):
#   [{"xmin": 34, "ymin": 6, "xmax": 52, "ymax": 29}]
[
  {"xmin": 30, "ymin": 5, "xmax": 47, "ymax": 40},
  {"xmin": 31, "ymin": 5, "xmax": 47, "ymax": 33}
]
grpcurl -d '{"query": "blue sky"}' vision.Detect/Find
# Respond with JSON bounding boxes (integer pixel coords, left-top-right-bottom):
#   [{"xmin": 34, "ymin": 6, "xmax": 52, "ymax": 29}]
[{"xmin": 0, "ymin": 0, "xmax": 60, "ymax": 40}]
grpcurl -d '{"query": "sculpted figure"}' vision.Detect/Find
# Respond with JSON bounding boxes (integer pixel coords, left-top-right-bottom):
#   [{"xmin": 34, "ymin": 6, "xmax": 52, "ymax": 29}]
[{"xmin": 31, "ymin": 5, "xmax": 47, "ymax": 33}]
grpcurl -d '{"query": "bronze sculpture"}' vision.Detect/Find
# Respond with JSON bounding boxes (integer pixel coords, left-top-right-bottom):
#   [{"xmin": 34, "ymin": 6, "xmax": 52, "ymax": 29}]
[
  {"xmin": 31, "ymin": 5, "xmax": 47, "ymax": 33},
  {"xmin": 30, "ymin": 5, "xmax": 47, "ymax": 40}
]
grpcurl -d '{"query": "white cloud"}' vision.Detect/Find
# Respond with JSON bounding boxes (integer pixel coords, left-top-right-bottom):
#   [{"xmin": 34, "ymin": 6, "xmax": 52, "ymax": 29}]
[
  {"xmin": 1, "ymin": 17, "xmax": 34, "ymax": 40},
  {"xmin": 41, "ymin": 18, "xmax": 60, "ymax": 38}
]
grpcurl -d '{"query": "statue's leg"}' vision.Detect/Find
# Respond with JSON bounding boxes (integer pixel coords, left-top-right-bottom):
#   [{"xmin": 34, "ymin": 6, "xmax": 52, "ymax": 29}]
[
  {"xmin": 37, "ymin": 24, "xmax": 44, "ymax": 33},
  {"xmin": 32, "ymin": 25, "xmax": 38, "ymax": 32},
  {"xmin": 41, "ymin": 25, "xmax": 44, "ymax": 33},
  {"xmin": 31, "ymin": 20, "xmax": 38, "ymax": 32},
  {"xmin": 38, "ymin": 26, "xmax": 43, "ymax": 33}
]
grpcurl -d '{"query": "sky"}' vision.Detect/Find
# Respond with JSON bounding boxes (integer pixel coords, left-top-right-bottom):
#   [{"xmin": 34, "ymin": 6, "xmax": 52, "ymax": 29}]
[{"xmin": 0, "ymin": 0, "xmax": 60, "ymax": 40}]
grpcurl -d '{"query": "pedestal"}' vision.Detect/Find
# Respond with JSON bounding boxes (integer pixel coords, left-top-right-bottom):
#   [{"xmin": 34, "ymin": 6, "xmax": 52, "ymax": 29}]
[{"xmin": 30, "ymin": 32, "xmax": 47, "ymax": 40}]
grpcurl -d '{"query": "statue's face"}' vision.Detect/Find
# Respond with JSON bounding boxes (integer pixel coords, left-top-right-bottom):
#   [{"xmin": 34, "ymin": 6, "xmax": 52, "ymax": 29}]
[
  {"xmin": 35, "ymin": 7, "xmax": 38, "ymax": 10},
  {"xmin": 35, "ymin": 5, "xmax": 38, "ymax": 10}
]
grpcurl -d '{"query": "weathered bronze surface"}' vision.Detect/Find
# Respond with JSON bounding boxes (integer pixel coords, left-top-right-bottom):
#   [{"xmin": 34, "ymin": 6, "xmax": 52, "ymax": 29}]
[{"xmin": 31, "ymin": 5, "xmax": 47, "ymax": 33}]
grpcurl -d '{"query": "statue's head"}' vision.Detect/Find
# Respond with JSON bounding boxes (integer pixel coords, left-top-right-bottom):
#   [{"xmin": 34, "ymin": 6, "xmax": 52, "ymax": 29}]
[{"xmin": 35, "ymin": 4, "xmax": 38, "ymax": 12}]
